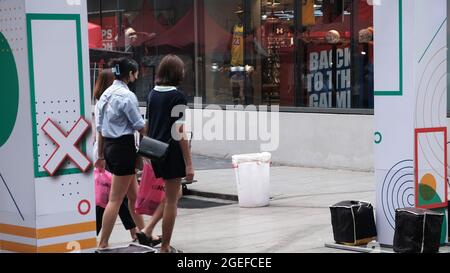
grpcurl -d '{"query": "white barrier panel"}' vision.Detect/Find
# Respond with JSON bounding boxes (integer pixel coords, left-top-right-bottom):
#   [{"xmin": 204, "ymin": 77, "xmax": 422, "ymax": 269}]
[
  {"xmin": 0, "ymin": 0, "xmax": 95, "ymax": 253},
  {"xmin": 374, "ymin": 0, "xmax": 448, "ymax": 245}
]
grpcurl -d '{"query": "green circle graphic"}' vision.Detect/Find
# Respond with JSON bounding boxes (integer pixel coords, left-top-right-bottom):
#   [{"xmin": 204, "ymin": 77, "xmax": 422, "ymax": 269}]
[
  {"xmin": 419, "ymin": 184, "xmax": 437, "ymax": 201},
  {"xmin": 374, "ymin": 132, "xmax": 382, "ymax": 144},
  {"xmin": 0, "ymin": 32, "xmax": 19, "ymax": 147},
  {"xmin": 418, "ymin": 184, "xmax": 441, "ymax": 206}
]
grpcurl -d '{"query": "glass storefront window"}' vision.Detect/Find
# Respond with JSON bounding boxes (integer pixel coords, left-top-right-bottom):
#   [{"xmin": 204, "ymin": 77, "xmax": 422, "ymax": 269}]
[
  {"xmin": 87, "ymin": 0, "xmax": 195, "ymax": 103},
  {"xmin": 299, "ymin": 0, "xmax": 352, "ymax": 108},
  {"xmin": 201, "ymin": 0, "xmax": 296, "ymax": 106},
  {"xmin": 296, "ymin": 0, "xmax": 373, "ymax": 109},
  {"xmin": 87, "ymin": 0, "xmax": 374, "ymax": 111}
]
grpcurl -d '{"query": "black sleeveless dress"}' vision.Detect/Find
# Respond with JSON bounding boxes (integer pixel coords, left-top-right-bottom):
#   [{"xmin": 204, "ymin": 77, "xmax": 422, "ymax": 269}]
[{"xmin": 146, "ymin": 87, "xmax": 187, "ymax": 180}]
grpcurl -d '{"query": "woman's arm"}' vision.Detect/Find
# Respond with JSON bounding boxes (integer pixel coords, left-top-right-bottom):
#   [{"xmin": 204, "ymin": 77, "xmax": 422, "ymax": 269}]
[
  {"xmin": 178, "ymin": 124, "xmax": 194, "ymax": 181},
  {"xmin": 94, "ymin": 133, "xmax": 105, "ymax": 170},
  {"xmin": 138, "ymin": 120, "xmax": 148, "ymax": 136},
  {"xmin": 122, "ymin": 95, "xmax": 146, "ymax": 135},
  {"xmin": 94, "ymin": 102, "xmax": 105, "ymax": 170}
]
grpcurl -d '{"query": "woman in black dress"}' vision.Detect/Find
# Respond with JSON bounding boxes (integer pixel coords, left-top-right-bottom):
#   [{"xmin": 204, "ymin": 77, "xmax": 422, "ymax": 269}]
[{"xmin": 144, "ymin": 54, "xmax": 194, "ymax": 253}]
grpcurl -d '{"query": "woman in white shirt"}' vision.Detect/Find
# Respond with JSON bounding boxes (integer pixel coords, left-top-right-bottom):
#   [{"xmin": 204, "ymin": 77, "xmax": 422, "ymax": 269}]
[
  {"xmin": 92, "ymin": 69, "xmax": 140, "ymax": 242},
  {"xmin": 95, "ymin": 58, "xmax": 145, "ymax": 249}
]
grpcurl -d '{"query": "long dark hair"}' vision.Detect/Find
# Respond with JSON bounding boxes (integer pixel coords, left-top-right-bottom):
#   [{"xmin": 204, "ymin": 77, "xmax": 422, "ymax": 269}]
[
  {"xmin": 93, "ymin": 69, "xmax": 115, "ymax": 101},
  {"xmin": 110, "ymin": 57, "xmax": 139, "ymax": 82}
]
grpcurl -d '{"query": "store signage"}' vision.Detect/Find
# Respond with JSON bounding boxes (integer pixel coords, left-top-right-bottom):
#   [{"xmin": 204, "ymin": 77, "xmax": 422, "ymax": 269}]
[
  {"xmin": 306, "ymin": 47, "xmax": 351, "ymax": 108},
  {"xmin": 90, "ymin": 15, "xmax": 117, "ymax": 50}
]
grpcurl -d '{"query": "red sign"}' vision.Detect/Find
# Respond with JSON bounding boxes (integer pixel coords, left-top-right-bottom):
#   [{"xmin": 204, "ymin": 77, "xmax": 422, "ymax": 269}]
[{"xmin": 90, "ymin": 16, "xmax": 118, "ymax": 50}]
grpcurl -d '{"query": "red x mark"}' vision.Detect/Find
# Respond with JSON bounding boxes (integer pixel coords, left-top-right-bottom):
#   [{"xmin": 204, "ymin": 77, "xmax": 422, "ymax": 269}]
[{"xmin": 41, "ymin": 117, "xmax": 91, "ymax": 176}]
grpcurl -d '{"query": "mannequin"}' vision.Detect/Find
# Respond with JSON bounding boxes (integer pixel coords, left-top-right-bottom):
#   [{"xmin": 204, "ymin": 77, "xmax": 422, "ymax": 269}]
[
  {"xmin": 226, "ymin": 5, "xmax": 254, "ymax": 105},
  {"xmin": 231, "ymin": 8, "xmax": 244, "ymax": 68},
  {"xmin": 229, "ymin": 6, "xmax": 246, "ymax": 104},
  {"xmin": 358, "ymin": 27, "xmax": 374, "ymax": 108}
]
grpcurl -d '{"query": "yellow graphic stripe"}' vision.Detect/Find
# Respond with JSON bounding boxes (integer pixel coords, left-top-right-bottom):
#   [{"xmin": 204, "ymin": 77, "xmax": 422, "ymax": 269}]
[
  {"xmin": 0, "ymin": 240, "xmax": 37, "ymax": 253},
  {"xmin": 37, "ymin": 238, "xmax": 97, "ymax": 253},
  {"xmin": 37, "ymin": 221, "xmax": 96, "ymax": 239},
  {"xmin": 0, "ymin": 224, "xmax": 36, "ymax": 238},
  {"xmin": 0, "ymin": 221, "xmax": 96, "ymax": 239},
  {"xmin": 0, "ymin": 238, "xmax": 97, "ymax": 253}
]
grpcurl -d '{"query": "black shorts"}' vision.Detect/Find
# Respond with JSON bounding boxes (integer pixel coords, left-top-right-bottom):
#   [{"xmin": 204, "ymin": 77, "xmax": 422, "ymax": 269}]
[
  {"xmin": 151, "ymin": 141, "xmax": 186, "ymax": 180},
  {"xmin": 104, "ymin": 135, "xmax": 136, "ymax": 176}
]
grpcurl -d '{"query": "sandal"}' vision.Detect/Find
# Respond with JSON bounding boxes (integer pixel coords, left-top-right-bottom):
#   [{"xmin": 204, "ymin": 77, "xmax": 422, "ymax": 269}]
[
  {"xmin": 151, "ymin": 235, "xmax": 162, "ymax": 246},
  {"xmin": 136, "ymin": 232, "xmax": 162, "ymax": 247}
]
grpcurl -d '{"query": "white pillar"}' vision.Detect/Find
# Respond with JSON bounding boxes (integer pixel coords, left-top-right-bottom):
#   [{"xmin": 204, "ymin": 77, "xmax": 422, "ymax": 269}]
[
  {"xmin": 374, "ymin": 0, "xmax": 448, "ymax": 245},
  {"xmin": 0, "ymin": 0, "xmax": 95, "ymax": 253}
]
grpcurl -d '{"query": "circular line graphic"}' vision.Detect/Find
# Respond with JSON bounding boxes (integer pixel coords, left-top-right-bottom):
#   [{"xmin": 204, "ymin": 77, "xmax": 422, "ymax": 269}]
[
  {"xmin": 387, "ymin": 170, "xmax": 413, "ymax": 225},
  {"xmin": 429, "ymin": 72, "xmax": 446, "ymax": 129},
  {"xmin": 423, "ymin": 70, "xmax": 446, "ymax": 171},
  {"xmin": 438, "ymin": 86, "xmax": 445, "ymax": 127},
  {"xmin": 401, "ymin": 187, "xmax": 415, "ymax": 208},
  {"xmin": 415, "ymin": 45, "xmax": 447, "ymax": 181},
  {"xmin": 78, "ymin": 199, "xmax": 91, "ymax": 215},
  {"xmin": 395, "ymin": 179, "xmax": 414, "ymax": 209},
  {"xmin": 391, "ymin": 174, "xmax": 411, "ymax": 213},
  {"xmin": 381, "ymin": 160, "xmax": 414, "ymax": 230}
]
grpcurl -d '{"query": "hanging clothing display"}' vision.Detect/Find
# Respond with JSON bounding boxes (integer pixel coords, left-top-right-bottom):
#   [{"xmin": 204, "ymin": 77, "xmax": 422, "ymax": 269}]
[
  {"xmin": 231, "ymin": 24, "xmax": 245, "ymax": 66},
  {"xmin": 302, "ymin": 0, "xmax": 316, "ymax": 26}
]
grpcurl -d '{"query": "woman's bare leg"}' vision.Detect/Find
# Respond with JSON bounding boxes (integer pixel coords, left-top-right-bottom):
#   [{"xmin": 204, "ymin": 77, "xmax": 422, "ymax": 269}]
[
  {"xmin": 126, "ymin": 175, "xmax": 145, "ymax": 230},
  {"xmin": 160, "ymin": 179, "xmax": 181, "ymax": 253},
  {"xmin": 98, "ymin": 174, "xmax": 133, "ymax": 248},
  {"xmin": 142, "ymin": 187, "xmax": 182, "ymax": 240},
  {"xmin": 141, "ymin": 200, "xmax": 165, "ymax": 239}
]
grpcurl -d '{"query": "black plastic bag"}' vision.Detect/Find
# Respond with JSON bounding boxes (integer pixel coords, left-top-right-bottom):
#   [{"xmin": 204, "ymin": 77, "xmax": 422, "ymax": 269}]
[
  {"xmin": 393, "ymin": 208, "xmax": 443, "ymax": 253},
  {"xmin": 330, "ymin": 200, "xmax": 377, "ymax": 245}
]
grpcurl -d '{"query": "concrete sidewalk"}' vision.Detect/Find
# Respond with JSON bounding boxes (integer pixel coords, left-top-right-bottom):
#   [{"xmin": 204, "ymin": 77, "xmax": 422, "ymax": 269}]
[{"xmin": 108, "ymin": 156, "xmax": 376, "ymax": 253}]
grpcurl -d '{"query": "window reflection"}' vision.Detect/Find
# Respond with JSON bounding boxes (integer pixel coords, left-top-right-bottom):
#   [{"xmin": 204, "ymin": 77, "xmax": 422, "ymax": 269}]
[{"xmin": 87, "ymin": 0, "xmax": 374, "ymax": 110}]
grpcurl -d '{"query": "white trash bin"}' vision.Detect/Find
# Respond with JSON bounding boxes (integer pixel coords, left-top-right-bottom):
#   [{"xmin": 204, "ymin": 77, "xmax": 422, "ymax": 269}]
[{"xmin": 232, "ymin": 152, "xmax": 271, "ymax": 207}]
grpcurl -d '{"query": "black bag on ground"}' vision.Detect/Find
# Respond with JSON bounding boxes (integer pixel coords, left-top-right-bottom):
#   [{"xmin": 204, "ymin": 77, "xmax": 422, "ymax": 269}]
[
  {"xmin": 330, "ymin": 201, "xmax": 377, "ymax": 246},
  {"xmin": 393, "ymin": 208, "xmax": 443, "ymax": 253}
]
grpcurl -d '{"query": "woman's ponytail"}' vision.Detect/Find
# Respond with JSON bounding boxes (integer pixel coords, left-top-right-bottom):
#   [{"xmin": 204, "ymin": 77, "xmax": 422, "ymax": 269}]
[{"xmin": 108, "ymin": 57, "xmax": 138, "ymax": 81}]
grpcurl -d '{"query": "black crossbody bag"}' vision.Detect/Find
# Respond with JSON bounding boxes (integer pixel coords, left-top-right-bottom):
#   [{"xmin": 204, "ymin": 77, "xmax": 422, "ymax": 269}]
[
  {"xmin": 137, "ymin": 136, "xmax": 169, "ymax": 162},
  {"xmin": 137, "ymin": 90, "xmax": 170, "ymax": 162}
]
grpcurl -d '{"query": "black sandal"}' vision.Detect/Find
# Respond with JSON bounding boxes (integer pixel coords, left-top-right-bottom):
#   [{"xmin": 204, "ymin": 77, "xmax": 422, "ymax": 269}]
[
  {"xmin": 150, "ymin": 235, "xmax": 162, "ymax": 246},
  {"xmin": 136, "ymin": 232, "xmax": 162, "ymax": 247}
]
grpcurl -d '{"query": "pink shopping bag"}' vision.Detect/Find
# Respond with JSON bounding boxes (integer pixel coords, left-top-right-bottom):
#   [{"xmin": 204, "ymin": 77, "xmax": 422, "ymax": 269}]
[
  {"xmin": 94, "ymin": 168, "xmax": 112, "ymax": 208},
  {"xmin": 135, "ymin": 162, "xmax": 165, "ymax": 216}
]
